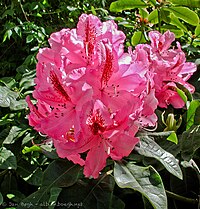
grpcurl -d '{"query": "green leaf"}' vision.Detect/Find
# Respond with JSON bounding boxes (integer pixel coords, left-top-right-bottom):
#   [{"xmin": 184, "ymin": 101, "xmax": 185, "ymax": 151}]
[
  {"xmin": 17, "ymin": 160, "xmax": 81, "ymax": 208},
  {"xmin": 14, "ymin": 26, "xmax": 22, "ymax": 38},
  {"xmin": 195, "ymin": 24, "xmax": 200, "ymax": 37},
  {"xmin": 3, "ymin": 29, "xmax": 12, "ymax": 42},
  {"xmin": 161, "ymin": 25, "xmax": 184, "ymax": 38},
  {"xmin": 42, "ymin": 160, "xmax": 81, "ymax": 187},
  {"xmin": 148, "ymin": 9, "xmax": 158, "ymax": 24},
  {"xmin": 169, "ymin": 0, "xmax": 200, "ymax": 8},
  {"xmin": 176, "ymin": 87, "xmax": 187, "ymax": 103},
  {"xmin": 0, "ymin": 147, "xmax": 17, "ymax": 170},
  {"xmin": 19, "ymin": 70, "xmax": 36, "ymax": 89},
  {"xmin": 0, "ymin": 192, "xmax": 3, "ymax": 205},
  {"xmin": 26, "ymin": 35, "xmax": 34, "ymax": 43},
  {"xmin": 160, "ymin": 8, "xmax": 171, "ymax": 23},
  {"xmin": 176, "ymin": 83, "xmax": 193, "ymax": 102},
  {"xmin": 22, "ymin": 145, "xmax": 42, "ymax": 154},
  {"xmin": 48, "ymin": 187, "xmax": 62, "ymax": 209},
  {"xmin": 114, "ymin": 162, "xmax": 167, "ymax": 209},
  {"xmin": 135, "ymin": 135, "xmax": 183, "ymax": 179},
  {"xmin": 181, "ymin": 125, "xmax": 200, "ymax": 161},
  {"xmin": 131, "ymin": 31, "xmax": 146, "ymax": 46},
  {"xmin": 167, "ymin": 132, "xmax": 178, "ymax": 144},
  {"xmin": 17, "ymin": 159, "xmax": 43, "ymax": 186},
  {"xmin": 186, "ymin": 100, "xmax": 200, "ymax": 130},
  {"xmin": 169, "ymin": 13, "xmax": 188, "ymax": 32},
  {"xmin": 3, "ymin": 126, "xmax": 23, "ymax": 144},
  {"xmin": 139, "ymin": 8, "xmax": 149, "ymax": 19},
  {"xmin": 0, "ymin": 77, "xmax": 17, "ymax": 89},
  {"xmin": 10, "ymin": 99, "xmax": 27, "ymax": 110},
  {"xmin": 110, "ymin": 0, "xmax": 148, "ymax": 12},
  {"xmin": 0, "ymin": 86, "xmax": 19, "ymax": 108},
  {"xmin": 164, "ymin": 7, "xmax": 199, "ymax": 26}
]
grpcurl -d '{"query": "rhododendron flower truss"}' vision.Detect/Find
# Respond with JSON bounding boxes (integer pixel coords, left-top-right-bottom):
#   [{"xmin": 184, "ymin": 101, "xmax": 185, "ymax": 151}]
[
  {"xmin": 130, "ymin": 30, "xmax": 197, "ymax": 108},
  {"xmin": 26, "ymin": 13, "xmax": 196, "ymax": 179}
]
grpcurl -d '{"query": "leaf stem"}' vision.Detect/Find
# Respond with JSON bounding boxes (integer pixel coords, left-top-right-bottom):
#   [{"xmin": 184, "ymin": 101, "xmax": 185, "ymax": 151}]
[
  {"xmin": 166, "ymin": 190, "xmax": 198, "ymax": 205},
  {"xmin": 157, "ymin": 8, "xmax": 161, "ymax": 32}
]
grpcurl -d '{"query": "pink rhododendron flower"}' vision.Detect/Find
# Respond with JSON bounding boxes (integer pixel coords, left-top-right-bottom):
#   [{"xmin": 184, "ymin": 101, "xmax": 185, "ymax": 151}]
[
  {"xmin": 26, "ymin": 14, "xmax": 196, "ymax": 179},
  {"xmin": 130, "ymin": 30, "xmax": 197, "ymax": 108}
]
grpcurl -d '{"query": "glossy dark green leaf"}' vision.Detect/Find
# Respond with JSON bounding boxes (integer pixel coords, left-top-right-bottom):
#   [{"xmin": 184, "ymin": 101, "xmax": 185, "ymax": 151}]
[
  {"xmin": 17, "ymin": 159, "xmax": 42, "ymax": 186},
  {"xmin": 42, "ymin": 160, "xmax": 81, "ymax": 187},
  {"xmin": 110, "ymin": 0, "xmax": 148, "ymax": 12},
  {"xmin": 181, "ymin": 125, "xmax": 200, "ymax": 160},
  {"xmin": 165, "ymin": 7, "xmax": 199, "ymax": 26},
  {"xmin": 26, "ymin": 34, "xmax": 34, "ymax": 43},
  {"xmin": 0, "ymin": 147, "xmax": 17, "ymax": 170},
  {"xmin": 186, "ymin": 100, "xmax": 200, "ymax": 130},
  {"xmin": 135, "ymin": 135, "xmax": 183, "ymax": 179},
  {"xmin": 131, "ymin": 31, "xmax": 146, "ymax": 46},
  {"xmin": 19, "ymin": 70, "xmax": 36, "ymax": 89},
  {"xmin": 0, "ymin": 77, "xmax": 17, "ymax": 89},
  {"xmin": 0, "ymin": 192, "xmax": 3, "ymax": 205},
  {"xmin": 3, "ymin": 126, "xmax": 23, "ymax": 144},
  {"xmin": 57, "ymin": 175, "xmax": 118, "ymax": 209},
  {"xmin": 114, "ymin": 162, "xmax": 167, "ymax": 209},
  {"xmin": 10, "ymin": 99, "xmax": 28, "ymax": 110},
  {"xmin": 17, "ymin": 187, "xmax": 46, "ymax": 209},
  {"xmin": 0, "ymin": 86, "xmax": 18, "ymax": 108},
  {"xmin": 48, "ymin": 187, "xmax": 62, "ymax": 209},
  {"xmin": 17, "ymin": 160, "xmax": 81, "ymax": 208}
]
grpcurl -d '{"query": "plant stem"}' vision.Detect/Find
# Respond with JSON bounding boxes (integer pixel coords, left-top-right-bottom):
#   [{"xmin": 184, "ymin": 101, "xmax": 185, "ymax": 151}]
[
  {"xmin": 157, "ymin": 8, "xmax": 161, "ymax": 32},
  {"xmin": 166, "ymin": 190, "xmax": 198, "ymax": 205},
  {"xmin": 18, "ymin": 0, "xmax": 29, "ymax": 22}
]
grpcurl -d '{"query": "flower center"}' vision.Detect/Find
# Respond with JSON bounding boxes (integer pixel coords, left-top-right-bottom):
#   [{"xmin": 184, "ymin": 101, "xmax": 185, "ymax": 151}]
[{"xmin": 86, "ymin": 110, "xmax": 106, "ymax": 135}]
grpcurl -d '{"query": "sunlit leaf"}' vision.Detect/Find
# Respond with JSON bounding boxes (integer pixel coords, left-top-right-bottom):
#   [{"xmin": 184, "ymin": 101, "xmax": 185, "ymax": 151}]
[
  {"xmin": 135, "ymin": 135, "xmax": 183, "ymax": 179},
  {"xmin": 114, "ymin": 161, "xmax": 167, "ymax": 209},
  {"xmin": 186, "ymin": 100, "xmax": 200, "ymax": 130},
  {"xmin": 169, "ymin": 13, "xmax": 188, "ymax": 32},
  {"xmin": 169, "ymin": 0, "xmax": 200, "ymax": 8},
  {"xmin": 167, "ymin": 132, "xmax": 178, "ymax": 144},
  {"xmin": 22, "ymin": 145, "xmax": 41, "ymax": 154},
  {"xmin": 148, "ymin": 9, "xmax": 158, "ymax": 24},
  {"xmin": 164, "ymin": 7, "xmax": 199, "ymax": 26},
  {"xmin": 195, "ymin": 24, "xmax": 200, "ymax": 37},
  {"xmin": 0, "ymin": 147, "xmax": 17, "ymax": 170},
  {"xmin": 131, "ymin": 31, "xmax": 146, "ymax": 46},
  {"xmin": 3, "ymin": 126, "xmax": 28, "ymax": 144},
  {"xmin": 0, "ymin": 86, "xmax": 18, "ymax": 108},
  {"xmin": 110, "ymin": 0, "xmax": 148, "ymax": 12}
]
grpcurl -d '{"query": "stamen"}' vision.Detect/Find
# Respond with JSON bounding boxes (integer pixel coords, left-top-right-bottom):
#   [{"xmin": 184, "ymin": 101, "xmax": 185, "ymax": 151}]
[{"xmin": 50, "ymin": 71, "xmax": 71, "ymax": 101}]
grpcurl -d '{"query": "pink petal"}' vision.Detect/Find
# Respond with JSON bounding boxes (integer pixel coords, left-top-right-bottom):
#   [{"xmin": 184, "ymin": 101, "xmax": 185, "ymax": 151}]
[
  {"xmin": 110, "ymin": 133, "xmax": 139, "ymax": 160},
  {"xmin": 84, "ymin": 142, "xmax": 108, "ymax": 179}
]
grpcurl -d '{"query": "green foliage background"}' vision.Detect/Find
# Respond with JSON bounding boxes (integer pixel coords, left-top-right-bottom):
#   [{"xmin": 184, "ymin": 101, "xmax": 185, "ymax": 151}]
[{"xmin": 0, "ymin": 0, "xmax": 199, "ymax": 209}]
